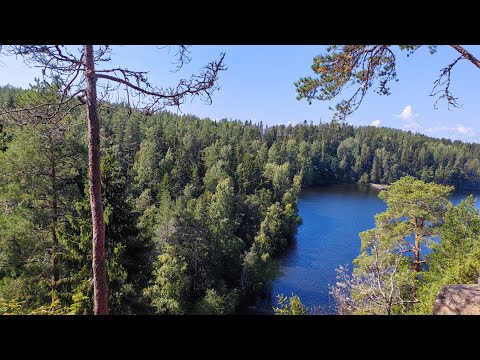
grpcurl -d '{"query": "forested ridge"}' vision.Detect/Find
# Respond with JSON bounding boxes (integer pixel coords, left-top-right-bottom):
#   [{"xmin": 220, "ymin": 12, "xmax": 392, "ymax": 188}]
[{"xmin": 1, "ymin": 84, "xmax": 480, "ymax": 314}]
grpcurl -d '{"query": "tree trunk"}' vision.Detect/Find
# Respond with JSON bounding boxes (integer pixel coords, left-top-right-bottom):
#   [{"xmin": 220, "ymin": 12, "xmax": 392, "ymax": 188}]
[
  {"xmin": 412, "ymin": 217, "xmax": 423, "ymax": 300},
  {"xmin": 450, "ymin": 45, "xmax": 480, "ymax": 69},
  {"xmin": 413, "ymin": 217, "xmax": 422, "ymax": 273},
  {"xmin": 413, "ymin": 235, "xmax": 420, "ymax": 273},
  {"xmin": 49, "ymin": 134, "xmax": 59, "ymax": 303},
  {"xmin": 51, "ymin": 197, "xmax": 59, "ymax": 301},
  {"xmin": 51, "ymin": 226, "xmax": 58, "ymax": 282},
  {"xmin": 84, "ymin": 45, "xmax": 108, "ymax": 315}
]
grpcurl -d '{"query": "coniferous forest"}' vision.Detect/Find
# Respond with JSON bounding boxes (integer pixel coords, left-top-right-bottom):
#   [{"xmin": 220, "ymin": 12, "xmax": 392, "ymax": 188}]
[{"xmin": 1, "ymin": 83, "xmax": 480, "ymax": 315}]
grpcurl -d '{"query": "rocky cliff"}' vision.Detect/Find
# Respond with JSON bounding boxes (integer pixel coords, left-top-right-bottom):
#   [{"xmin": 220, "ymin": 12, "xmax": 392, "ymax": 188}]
[{"xmin": 433, "ymin": 281, "xmax": 480, "ymax": 315}]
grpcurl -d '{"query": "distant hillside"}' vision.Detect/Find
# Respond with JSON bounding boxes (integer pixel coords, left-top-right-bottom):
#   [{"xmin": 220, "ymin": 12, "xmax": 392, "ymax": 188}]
[{"xmin": 1, "ymin": 84, "xmax": 479, "ymax": 190}]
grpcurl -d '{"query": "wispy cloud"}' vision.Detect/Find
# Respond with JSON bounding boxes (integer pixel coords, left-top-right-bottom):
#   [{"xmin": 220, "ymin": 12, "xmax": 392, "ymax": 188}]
[
  {"xmin": 371, "ymin": 120, "xmax": 381, "ymax": 127},
  {"xmin": 424, "ymin": 125, "xmax": 451, "ymax": 133},
  {"xmin": 395, "ymin": 105, "xmax": 421, "ymax": 130},
  {"xmin": 425, "ymin": 124, "xmax": 476, "ymax": 138},
  {"xmin": 456, "ymin": 124, "xmax": 475, "ymax": 136},
  {"xmin": 404, "ymin": 121, "xmax": 422, "ymax": 130}
]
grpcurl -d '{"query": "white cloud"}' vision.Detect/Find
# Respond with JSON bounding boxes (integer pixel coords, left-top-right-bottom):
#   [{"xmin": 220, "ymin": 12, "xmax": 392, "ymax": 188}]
[
  {"xmin": 456, "ymin": 124, "xmax": 475, "ymax": 137},
  {"xmin": 396, "ymin": 105, "xmax": 419, "ymax": 121},
  {"xmin": 395, "ymin": 105, "xmax": 421, "ymax": 130},
  {"xmin": 371, "ymin": 120, "xmax": 381, "ymax": 127}
]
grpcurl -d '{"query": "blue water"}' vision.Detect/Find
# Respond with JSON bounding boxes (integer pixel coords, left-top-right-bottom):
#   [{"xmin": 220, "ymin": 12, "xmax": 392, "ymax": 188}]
[{"xmin": 257, "ymin": 184, "xmax": 480, "ymax": 314}]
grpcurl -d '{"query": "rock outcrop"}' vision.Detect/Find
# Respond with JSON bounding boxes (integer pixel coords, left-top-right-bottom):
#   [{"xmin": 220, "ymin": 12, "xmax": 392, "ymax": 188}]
[
  {"xmin": 369, "ymin": 183, "xmax": 389, "ymax": 190},
  {"xmin": 433, "ymin": 283, "xmax": 480, "ymax": 315}
]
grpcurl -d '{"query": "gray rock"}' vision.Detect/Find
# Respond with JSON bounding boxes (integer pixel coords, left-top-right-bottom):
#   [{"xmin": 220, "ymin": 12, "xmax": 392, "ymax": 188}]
[{"xmin": 433, "ymin": 284, "xmax": 480, "ymax": 315}]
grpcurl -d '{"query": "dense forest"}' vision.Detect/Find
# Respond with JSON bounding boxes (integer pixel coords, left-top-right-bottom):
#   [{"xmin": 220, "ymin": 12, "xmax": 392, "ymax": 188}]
[{"xmin": 1, "ymin": 84, "xmax": 480, "ymax": 314}]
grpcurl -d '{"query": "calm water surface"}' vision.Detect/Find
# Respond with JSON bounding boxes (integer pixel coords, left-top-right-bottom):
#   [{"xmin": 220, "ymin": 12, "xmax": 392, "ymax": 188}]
[{"xmin": 256, "ymin": 184, "xmax": 480, "ymax": 314}]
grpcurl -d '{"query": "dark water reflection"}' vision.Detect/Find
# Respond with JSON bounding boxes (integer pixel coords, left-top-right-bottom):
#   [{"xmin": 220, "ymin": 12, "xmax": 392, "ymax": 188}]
[{"xmin": 255, "ymin": 184, "xmax": 480, "ymax": 314}]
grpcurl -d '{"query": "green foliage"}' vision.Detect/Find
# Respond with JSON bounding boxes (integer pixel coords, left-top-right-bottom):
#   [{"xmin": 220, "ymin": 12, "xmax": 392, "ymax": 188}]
[
  {"xmin": 296, "ymin": 45, "xmax": 399, "ymax": 120},
  {"xmin": 58, "ymin": 151, "xmax": 153, "ymax": 314},
  {"xmin": 296, "ymin": 45, "xmax": 468, "ymax": 120},
  {"xmin": 263, "ymin": 162, "xmax": 291, "ymax": 199},
  {"xmin": 273, "ymin": 293, "xmax": 307, "ymax": 315},
  {"xmin": 333, "ymin": 176, "xmax": 454, "ymax": 314},
  {"xmin": 0, "ymin": 84, "xmax": 85, "ymax": 310},
  {"xmin": 0, "ymin": 298, "xmax": 25, "ymax": 315},
  {"xmin": 241, "ymin": 248, "xmax": 280, "ymax": 296},
  {"xmin": 373, "ymin": 176, "xmax": 454, "ymax": 272},
  {"xmin": 358, "ymin": 172, "xmax": 370, "ymax": 184},
  {"xmin": 0, "ymin": 298, "xmax": 73, "ymax": 315},
  {"xmin": 378, "ymin": 176, "xmax": 454, "ymax": 226},
  {"xmin": 144, "ymin": 249, "xmax": 190, "ymax": 314},
  {"xmin": 415, "ymin": 196, "xmax": 480, "ymax": 314},
  {"xmin": 193, "ymin": 289, "xmax": 239, "ymax": 315},
  {"xmin": 69, "ymin": 291, "xmax": 90, "ymax": 315}
]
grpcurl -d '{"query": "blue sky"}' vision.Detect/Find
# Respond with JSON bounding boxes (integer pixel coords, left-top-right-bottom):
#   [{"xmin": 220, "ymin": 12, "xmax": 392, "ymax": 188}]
[{"xmin": 1, "ymin": 45, "xmax": 479, "ymax": 143}]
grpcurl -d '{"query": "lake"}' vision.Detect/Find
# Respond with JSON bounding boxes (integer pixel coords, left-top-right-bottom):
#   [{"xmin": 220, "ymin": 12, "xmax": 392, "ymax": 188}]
[{"xmin": 256, "ymin": 184, "xmax": 480, "ymax": 314}]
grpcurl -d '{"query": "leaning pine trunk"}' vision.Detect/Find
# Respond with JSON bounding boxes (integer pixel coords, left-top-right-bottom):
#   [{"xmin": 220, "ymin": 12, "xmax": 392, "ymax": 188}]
[{"xmin": 84, "ymin": 45, "xmax": 108, "ymax": 315}]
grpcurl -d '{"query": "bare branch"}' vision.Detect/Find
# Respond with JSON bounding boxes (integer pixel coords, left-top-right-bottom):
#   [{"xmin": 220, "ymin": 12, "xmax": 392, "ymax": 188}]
[
  {"xmin": 430, "ymin": 56, "xmax": 464, "ymax": 109},
  {"xmin": 96, "ymin": 52, "xmax": 226, "ymax": 113},
  {"xmin": 60, "ymin": 53, "xmax": 84, "ymax": 103},
  {"xmin": 171, "ymin": 45, "xmax": 192, "ymax": 72}
]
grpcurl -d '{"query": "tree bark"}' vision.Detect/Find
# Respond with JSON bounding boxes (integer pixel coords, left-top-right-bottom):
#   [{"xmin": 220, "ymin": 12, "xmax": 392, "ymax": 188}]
[
  {"xmin": 51, "ymin": 226, "xmax": 58, "ymax": 282},
  {"xmin": 84, "ymin": 45, "xmax": 108, "ymax": 315},
  {"xmin": 450, "ymin": 45, "xmax": 480, "ymax": 69},
  {"xmin": 413, "ymin": 217, "xmax": 421, "ymax": 273},
  {"xmin": 48, "ymin": 134, "xmax": 59, "ymax": 302},
  {"xmin": 413, "ymin": 236, "xmax": 420, "ymax": 273},
  {"xmin": 51, "ymin": 188, "xmax": 59, "ymax": 300}
]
